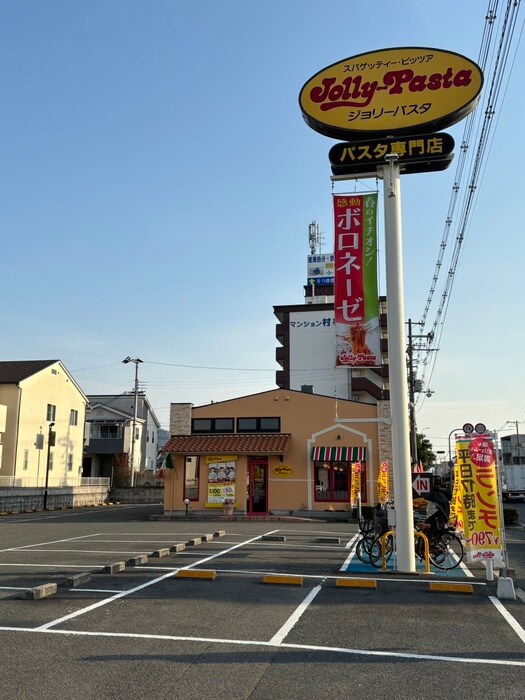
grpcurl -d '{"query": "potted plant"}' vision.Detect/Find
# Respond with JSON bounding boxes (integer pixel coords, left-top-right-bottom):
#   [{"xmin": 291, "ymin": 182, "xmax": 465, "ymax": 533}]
[{"xmin": 223, "ymin": 498, "xmax": 234, "ymax": 516}]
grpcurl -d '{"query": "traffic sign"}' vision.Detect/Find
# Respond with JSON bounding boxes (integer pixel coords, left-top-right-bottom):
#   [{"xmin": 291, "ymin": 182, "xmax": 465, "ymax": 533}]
[
  {"xmin": 474, "ymin": 422, "xmax": 487, "ymax": 434},
  {"xmin": 412, "ymin": 476, "xmax": 430, "ymax": 496},
  {"xmin": 463, "ymin": 423, "xmax": 474, "ymax": 434}
]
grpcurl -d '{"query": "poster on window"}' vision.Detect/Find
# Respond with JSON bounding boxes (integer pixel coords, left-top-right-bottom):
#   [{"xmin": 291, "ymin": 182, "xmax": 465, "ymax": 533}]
[
  {"xmin": 333, "ymin": 193, "xmax": 380, "ymax": 367},
  {"xmin": 455, "ymin": 438, "xmax": 502, "ymax": 565},
  {"xmin": 206, "ymin": 455, "xmax": 237, "ymax": 504}
]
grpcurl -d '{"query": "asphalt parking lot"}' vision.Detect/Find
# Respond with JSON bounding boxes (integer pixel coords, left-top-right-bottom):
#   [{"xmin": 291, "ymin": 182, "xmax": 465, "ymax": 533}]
[{"xmin": 1, "ymin": 504, "xmax": 524, "ymax": 700}]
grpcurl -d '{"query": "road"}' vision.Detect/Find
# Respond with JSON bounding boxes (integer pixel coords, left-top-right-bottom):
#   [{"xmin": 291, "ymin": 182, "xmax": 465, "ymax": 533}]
[{"xmin": 0, "ymin": 504, "xmax": 524, "ymax": 700}]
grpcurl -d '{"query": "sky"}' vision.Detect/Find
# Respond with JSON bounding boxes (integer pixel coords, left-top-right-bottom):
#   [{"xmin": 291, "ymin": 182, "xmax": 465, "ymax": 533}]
[{"xmin": 1, "ymin": 1, "xmax": 524, "ymax": 455}]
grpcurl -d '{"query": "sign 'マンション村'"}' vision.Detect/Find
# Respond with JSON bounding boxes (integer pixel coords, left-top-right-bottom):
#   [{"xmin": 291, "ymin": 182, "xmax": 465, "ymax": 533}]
[{"xmin": 299, "ymin": 47, "xmax": 483, "ymax": 141}]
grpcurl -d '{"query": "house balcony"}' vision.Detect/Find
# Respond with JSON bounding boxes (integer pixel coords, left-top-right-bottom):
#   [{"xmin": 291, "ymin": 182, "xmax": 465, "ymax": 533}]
[{"xmin": 85, "ymin": 437, "xmax": 128, "ymax": 455}]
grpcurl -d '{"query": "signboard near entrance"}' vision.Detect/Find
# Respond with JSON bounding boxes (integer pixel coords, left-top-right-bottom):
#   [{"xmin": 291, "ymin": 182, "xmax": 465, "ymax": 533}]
[{"xmin": 412, "ymin": 475, "xmax": 430, "ymax": 496}]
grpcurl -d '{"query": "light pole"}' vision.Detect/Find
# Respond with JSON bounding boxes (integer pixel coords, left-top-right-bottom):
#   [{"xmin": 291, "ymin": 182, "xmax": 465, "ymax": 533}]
[
  {"xmin": 448, "ymin": 428, "xmax": 463, "ymax": 468},
  {"xmin": 43, "ymin": 422, "xmax": 55, "ymax": 510},
  {"xmin": 122, "ymin": 357, "xmax": 143, "ymax": 487}
]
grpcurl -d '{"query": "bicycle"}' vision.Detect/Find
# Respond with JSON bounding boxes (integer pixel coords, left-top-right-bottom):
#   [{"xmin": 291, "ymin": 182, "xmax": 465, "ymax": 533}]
[
  {"xmin": 367, "ymin": 524, "xmax": 464, "ymax": 571},
  {"xmin": 417, "ymin": 525, "xmax": 464, "ymax": 571},
  {"xmin": 356, "ymin": 504, "xmax": 391, "ymax": 565}
]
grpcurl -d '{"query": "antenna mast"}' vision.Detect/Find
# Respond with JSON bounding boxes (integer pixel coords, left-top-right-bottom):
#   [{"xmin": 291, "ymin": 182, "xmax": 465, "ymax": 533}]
[{"xmin": 308, "ymin": 221, "xmax": 322, "ymax": 254}]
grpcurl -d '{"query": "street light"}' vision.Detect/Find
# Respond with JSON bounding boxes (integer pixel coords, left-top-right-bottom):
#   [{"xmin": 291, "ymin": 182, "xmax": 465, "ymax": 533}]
[
  {"xmin": 122, "ymin": 357, "xmax": 143, "ymax": 487},
  {"xmin": 184, "ymin": 498, "xmax": 190, "ymax": 517},
  {"xmin": 43, "ymin": 422, "xmax": 55, "ymax": 510},
  {"xmin": 448, "ymin": 428, "xmax": 463, "ymax": 467}
]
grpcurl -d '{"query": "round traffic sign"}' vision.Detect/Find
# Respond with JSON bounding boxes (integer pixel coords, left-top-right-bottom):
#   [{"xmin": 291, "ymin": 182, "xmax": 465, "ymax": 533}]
[
  {"xmin": 463, "ymin": 423, "xmax": 474, "ymax": 434},
  {"xmin": 474, "ymin": 422, "xmax": 487, "ymax": 434}
]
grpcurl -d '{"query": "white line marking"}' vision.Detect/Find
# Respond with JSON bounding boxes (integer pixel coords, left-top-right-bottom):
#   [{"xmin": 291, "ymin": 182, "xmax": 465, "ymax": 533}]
[
  {"xmin": 0, "ymin": 627, "xmax": 523, "ymax": 667},
  {"xmin": 0, "ymin": 563, "xmax": 103, "ymax": 569},
  {"xmin": 0, "ymin": 586, "xmax": 30, "ymax": 590},
  {"xmin": 268, "ymin": 584, "xmax": 323, "ymax": 646},
  {"xmin": 69, "ymin": 589, "xmax": 123, "ymax": 594},
  {"xmin": 8, "ymin": 549, "xmax": 152, "ymax": 555},
  {"xmin": 489, "ymin": 596, "xmax": 525, "ymax": 644},
  {"xmin": 35, "ymin": 530, "xmax": 278, "ymax": 631},
  {"xmin": 345, "ymin": 533, "xmax": 360, "ymax": 549},
  {"xmin": 516, "ymin": 587, "xmax": 525, "ymax": 605},
  {"xmin": 0, "ymin": 534, "xmax": 99, "ymax": 554}
]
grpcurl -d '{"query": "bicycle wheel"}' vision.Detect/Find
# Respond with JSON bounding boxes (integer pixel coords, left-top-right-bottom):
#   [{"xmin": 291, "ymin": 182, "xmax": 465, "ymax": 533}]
[
  {"xmin": 429, "ymin": 533, "xmax": 463, "ymax": 570},
  {"xmin": 369, "ymin": 534, "xmax": 394, "ymax": 568},
  {"xmin": 355, "ymin": 533, "xmax": 375, "ymax": 564}
]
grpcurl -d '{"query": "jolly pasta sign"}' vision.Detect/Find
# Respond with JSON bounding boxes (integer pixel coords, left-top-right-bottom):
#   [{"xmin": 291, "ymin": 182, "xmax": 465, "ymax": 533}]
[{"xmin": 299, "ymin": 47, "xmax": 483, "ymax": 141}]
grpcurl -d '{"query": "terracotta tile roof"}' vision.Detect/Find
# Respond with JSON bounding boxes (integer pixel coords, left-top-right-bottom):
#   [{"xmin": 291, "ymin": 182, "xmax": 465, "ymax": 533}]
[{"xmin": 162, "ymin": 433, "xmax": 292, "ymax": 455}]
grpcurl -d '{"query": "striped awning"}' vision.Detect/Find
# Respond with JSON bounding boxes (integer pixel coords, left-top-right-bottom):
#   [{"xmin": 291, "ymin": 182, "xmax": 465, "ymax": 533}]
[{"xmin": 311, "ymin": 446, "xmax": 366, "ymax": 461}]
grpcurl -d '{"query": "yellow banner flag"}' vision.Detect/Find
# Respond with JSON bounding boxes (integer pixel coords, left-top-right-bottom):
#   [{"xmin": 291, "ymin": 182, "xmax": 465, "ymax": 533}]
[
  {"xmin": 456, "ymin": 438, "xmax": 502, "ymax": 565},
  {"xmin": 377, "ymin": 461, "xmax": 389, "ymax": 503},
  {"xmin": 350, "ymin": 462, "xmax": 362, "ymax": 506}
]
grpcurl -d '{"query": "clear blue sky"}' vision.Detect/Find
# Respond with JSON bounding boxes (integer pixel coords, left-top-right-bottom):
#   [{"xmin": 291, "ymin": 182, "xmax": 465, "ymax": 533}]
[{"xmin": 1, "ymin": 1, "xmax": 523, "ymax": 452}]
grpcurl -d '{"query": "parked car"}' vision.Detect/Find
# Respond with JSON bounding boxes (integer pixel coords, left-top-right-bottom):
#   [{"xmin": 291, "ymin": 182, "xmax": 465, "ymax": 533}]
[{"xmin": 135, "ymin": 467, "xmax": 164, "ymax": 487}]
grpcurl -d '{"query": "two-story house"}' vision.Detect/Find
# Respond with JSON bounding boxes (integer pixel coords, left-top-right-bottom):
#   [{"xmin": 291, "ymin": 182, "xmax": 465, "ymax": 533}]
[
  {"xmin": 0, "ymin": 360, "xmax": 88, "ymax": 487},
  {"xmin": 83, "ymin": 392, "xmax": 160, "ymax": 485}
]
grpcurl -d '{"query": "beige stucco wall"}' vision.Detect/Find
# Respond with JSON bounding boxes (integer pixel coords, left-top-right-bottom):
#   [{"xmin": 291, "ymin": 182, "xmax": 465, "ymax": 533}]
[
  {"xmin": 0, "ymin": 362, "xmax": 87, "ymax": 486},
  {"xmin": 165, "ymin": 389, "xmax": 388, "ymax": 514}
]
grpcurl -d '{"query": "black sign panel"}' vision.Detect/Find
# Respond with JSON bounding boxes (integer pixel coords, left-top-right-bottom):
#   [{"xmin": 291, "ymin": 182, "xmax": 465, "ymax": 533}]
[{"xmin": 329, "ymin": 132, "xmax": 455, "ymax": 176}]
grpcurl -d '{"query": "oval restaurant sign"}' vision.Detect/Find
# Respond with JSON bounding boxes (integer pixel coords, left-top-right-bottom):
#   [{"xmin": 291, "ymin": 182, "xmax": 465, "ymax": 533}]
[
  {"xmin": 299, "ymin": 47, "xmax": 483, "ymax": 140},
  {"xmin": 272, "ymin": 465, "xmax": 294, "ymax": 478}
]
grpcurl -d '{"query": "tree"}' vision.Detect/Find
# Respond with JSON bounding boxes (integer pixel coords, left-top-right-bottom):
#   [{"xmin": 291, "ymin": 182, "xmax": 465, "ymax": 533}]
[
  {"xmin": 112, "ymin": 453, "xmax": 131, "ymax": 487},
  {"xmin": 416, "ymin": 433, "xmax": 436, "ymax": 470}
]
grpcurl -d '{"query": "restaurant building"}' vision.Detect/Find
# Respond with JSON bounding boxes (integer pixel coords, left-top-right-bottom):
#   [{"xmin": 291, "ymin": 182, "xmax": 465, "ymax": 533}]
[{"xmin": 162, "ymin": 388, "xmax": 392, "ymax": 516}]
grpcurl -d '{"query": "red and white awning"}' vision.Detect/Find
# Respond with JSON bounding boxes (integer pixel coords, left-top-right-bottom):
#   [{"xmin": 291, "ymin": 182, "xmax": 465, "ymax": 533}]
[{"xmin": 311, "ymin": 446, "xmax": 366, "ymax": 462}]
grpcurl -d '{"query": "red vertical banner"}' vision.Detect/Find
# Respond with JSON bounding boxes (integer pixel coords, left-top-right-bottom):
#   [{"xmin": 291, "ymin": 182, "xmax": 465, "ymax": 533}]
[{"xmin": 333, "ymin": 193, "xmax": 379, "ymax": 366}]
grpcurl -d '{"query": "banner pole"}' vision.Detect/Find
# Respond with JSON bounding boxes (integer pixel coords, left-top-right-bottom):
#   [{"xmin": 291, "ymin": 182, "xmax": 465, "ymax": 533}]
[{"xmin": 379, "ymin": 156, "xmax": 416, "ymax": 573}]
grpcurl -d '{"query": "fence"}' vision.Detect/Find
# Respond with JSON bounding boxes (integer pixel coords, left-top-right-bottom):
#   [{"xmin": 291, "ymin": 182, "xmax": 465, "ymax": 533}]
[{"xmin": 0, "ymin": 476, "xmax": 110, "ymax": 488}]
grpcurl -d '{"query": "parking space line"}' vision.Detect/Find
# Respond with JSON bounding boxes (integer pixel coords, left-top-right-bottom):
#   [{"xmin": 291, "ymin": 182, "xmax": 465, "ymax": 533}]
[
  {"xmin": 0, "ymin": 627, "xmax": 523, "ymax": 667},
  {"xmin": 34, "ymin": 531, "xmax": 278, "ymax": 631},
  {"xmin": 0, "ymin": 563, "xmax": 104, "ymax": 569},
  {"xmin": 268, "ymin": 584, "xmax": 323, "ymax": 645},
  {"xmin": 489, "ymin": 596, "xmax": 525, "ymax": 644},
  {"xmin": 1, "ymin": 534, "xmax": 99, "ymax": 554},
  {"xmin": 9, "ymin": 549, "xmax": 152, "ymax": 555}
]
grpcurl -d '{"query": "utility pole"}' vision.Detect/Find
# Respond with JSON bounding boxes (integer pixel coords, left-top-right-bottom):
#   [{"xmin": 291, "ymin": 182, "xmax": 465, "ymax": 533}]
[
  {"xmin": 407, "ymin": 319, "xmax": 417, "ymax": 466},
  {"xmin": 122, "ymin": 357, "xmax": 143, "ymax": 488},
  {"xmin": 406, "ymin": 319, "xmax": 433, "ymax": 466}
]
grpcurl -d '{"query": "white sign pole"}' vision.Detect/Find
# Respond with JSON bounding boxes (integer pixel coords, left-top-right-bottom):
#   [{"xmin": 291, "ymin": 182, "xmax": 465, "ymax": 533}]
[{"xmin": 379, "ymin": 156, "xmax": 416, "ymax": 573}]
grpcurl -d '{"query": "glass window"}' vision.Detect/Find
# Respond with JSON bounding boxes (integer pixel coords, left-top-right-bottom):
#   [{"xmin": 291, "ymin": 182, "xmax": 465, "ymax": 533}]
[
  {"xmin": 48, "ymin": 452, "xmax": 54, "ymax": 471},
  {"xmin": 192, "ymin": 418, "xmax": 234, "ymax": 433},
  {"xmin": 23, "ymin": 449, "xmax": 29, "ymax": 471},
  {"xmin": 70, "ymin": 409, "xmax": 78, "ymax": 426},
  {"xmin": 46, "ymin": 404, "xmax": 56, "ymax": 422},
  {"xmin": 67, "ymin": 454, "xmax": 74, "ymax": 471},
  {"xmin": 237, "ymin": 418, "xmax": 257, "ymax": 432},
  {"xmin": 260, "ymin": 417, "xmax": 280, "ymax": 432},
  {"xmin": 314, "ymin": 461, "xmax": 350, "ymax": 502},
  {"xmin": 184, "ymin": 456, "xmax": 200, "ymax": 501},
  {"xmin": 100, "ymin": 425, "xmax": 119, "ymax": 439},
  {"xmin": 193, "ymin": 419, "xmax": 212, "ymax": 433},
  {"xmin": 237, "ymin": 417, "xmax": 280, "ymax": 433}
]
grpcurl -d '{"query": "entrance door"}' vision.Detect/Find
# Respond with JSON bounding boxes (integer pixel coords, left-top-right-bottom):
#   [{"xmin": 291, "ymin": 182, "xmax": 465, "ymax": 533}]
[{"xmin": 247, "ymin": 458, "xmax": 268, "ymax": 515}]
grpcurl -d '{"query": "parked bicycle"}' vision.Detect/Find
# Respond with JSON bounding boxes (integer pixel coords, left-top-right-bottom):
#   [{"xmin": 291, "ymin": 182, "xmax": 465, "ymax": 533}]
[{"xmin": 367, "ymin": 523, "xmax": 464, "ymax": 571}]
